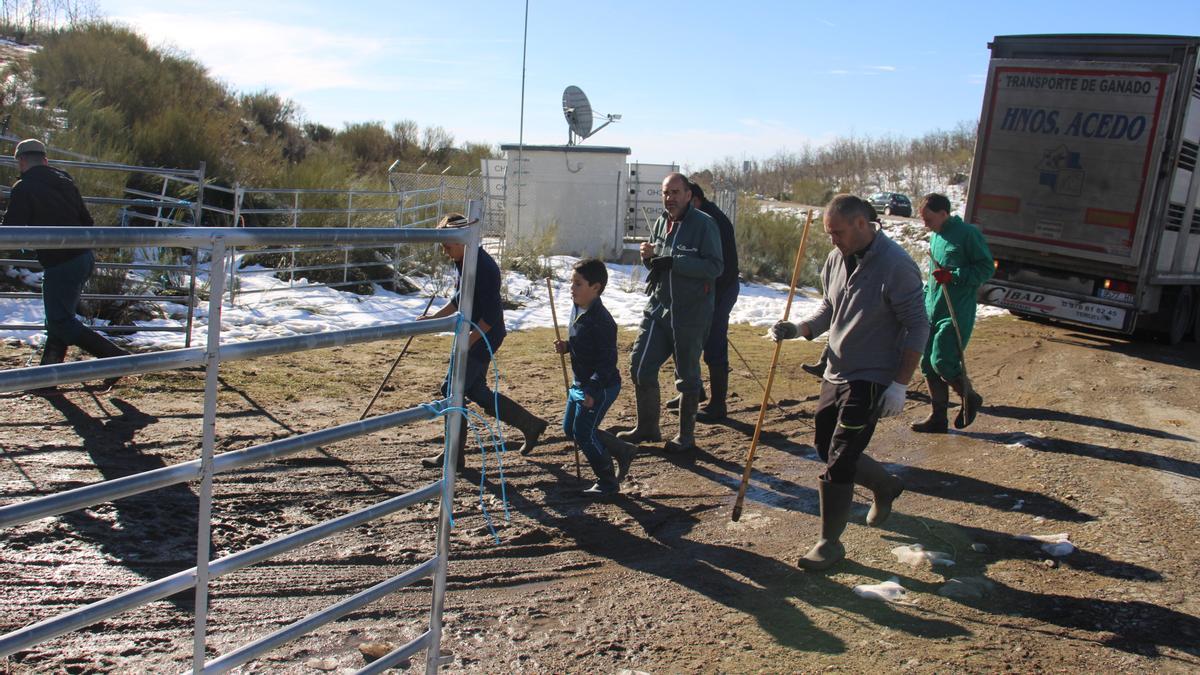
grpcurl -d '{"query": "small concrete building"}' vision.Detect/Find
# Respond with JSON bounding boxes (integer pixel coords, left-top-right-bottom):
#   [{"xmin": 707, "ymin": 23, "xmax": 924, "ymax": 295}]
[{"xmin": 499, "ymin": 144, "xmax": 631, "ymax": 260}]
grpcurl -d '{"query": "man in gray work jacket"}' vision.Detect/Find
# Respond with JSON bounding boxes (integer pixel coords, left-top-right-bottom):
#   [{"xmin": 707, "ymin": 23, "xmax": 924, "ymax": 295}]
[
  {"xmin": 618, "ymin": 173, "xmax": 723, "ymax": 454},
  {"xmin": 771, "ymin": 194, "xmax": 928, "ymax": 571}
]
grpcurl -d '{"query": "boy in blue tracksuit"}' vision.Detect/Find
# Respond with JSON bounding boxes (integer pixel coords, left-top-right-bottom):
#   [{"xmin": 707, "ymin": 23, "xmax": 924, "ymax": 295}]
[{"xmin": 554, "ymin": 259, "xmax": 636, "ymax": 496}]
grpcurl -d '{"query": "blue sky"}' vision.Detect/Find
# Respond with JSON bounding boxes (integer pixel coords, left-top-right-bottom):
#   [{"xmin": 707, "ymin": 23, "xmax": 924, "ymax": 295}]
[{"xmin": 104, "ymin": 0, "xmax": 1199, "ymax": 169}]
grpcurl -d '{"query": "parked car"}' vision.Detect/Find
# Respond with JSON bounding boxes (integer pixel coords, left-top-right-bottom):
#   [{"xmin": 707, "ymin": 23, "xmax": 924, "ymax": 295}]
[{"xmin": 867, "ymin": 192, "xmax": 913, "ymax": 217}]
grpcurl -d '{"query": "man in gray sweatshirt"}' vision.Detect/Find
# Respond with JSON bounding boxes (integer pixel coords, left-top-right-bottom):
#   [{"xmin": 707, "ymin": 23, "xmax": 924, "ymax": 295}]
[{"xmin": 771, "ymin": 194, "xmax": 928, "ymax": 571}]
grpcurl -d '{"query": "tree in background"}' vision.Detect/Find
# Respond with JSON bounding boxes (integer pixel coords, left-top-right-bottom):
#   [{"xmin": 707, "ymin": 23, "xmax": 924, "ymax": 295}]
[{"xmin": 0, "ymin": 0, "xmax": 96, "ymax": 41}]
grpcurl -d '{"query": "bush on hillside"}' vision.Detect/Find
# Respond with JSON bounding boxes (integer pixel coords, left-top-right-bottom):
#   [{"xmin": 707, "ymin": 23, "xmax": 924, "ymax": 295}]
[{"xmin": 735, "ymin": 198, "xmax": 831, "ymax": 289}]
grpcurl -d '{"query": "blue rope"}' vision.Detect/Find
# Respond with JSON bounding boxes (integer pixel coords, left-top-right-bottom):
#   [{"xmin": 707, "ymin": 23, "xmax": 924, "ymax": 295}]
[{"xmin": 428, "ymin": 314, "xmax": 513, "ymax": 544}]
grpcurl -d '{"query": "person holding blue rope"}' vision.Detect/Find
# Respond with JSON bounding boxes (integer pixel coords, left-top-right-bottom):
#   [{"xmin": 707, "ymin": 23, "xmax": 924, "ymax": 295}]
[
  {"xmin": 553, "ymin": 258, "xmax": 636, "ymax": 496},
  {"xmin": 420, "ymin": 213, "xmax": 548, "ymax": 471}
]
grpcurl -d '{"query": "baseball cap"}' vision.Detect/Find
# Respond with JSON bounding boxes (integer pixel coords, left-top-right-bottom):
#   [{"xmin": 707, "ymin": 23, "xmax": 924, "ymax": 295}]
[{"xmin": 14, "ymin": 139, "xmax": 46, "ymax": 158}]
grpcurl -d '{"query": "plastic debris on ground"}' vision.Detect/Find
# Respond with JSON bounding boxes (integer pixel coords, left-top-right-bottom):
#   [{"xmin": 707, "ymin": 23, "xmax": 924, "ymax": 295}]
[
  {"xmin": 938, "ymin": 576, "xmax": 995, "ymax": 600},
  {"xmin": 1017, "ymin": 532, "xmax": 1076, "ymax": 556},
  {"xmin": 852, "ymin": 576, "xmax": 909, "ymax": 603},
  {"xmin": 891, "ymin": 543, "xmax": 955, "ymax": 567}
]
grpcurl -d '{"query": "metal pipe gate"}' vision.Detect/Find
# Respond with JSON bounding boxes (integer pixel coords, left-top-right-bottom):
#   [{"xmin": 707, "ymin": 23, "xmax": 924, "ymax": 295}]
[{"xmin": 0, "ymin": 225, "xmax": 480, "ymax": 673}]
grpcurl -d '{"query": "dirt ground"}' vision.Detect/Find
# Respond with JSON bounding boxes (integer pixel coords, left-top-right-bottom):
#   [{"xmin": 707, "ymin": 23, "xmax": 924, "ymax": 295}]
[{"xmin": 2, "ymin": 314, "xmax": 1199, "ymax": 673}]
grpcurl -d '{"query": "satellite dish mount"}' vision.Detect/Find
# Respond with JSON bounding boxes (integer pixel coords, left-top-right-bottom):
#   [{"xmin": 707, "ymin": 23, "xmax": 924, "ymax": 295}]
[{"xmin": 562, "ymin": 85, "xmax": 620, "ymax": 146}]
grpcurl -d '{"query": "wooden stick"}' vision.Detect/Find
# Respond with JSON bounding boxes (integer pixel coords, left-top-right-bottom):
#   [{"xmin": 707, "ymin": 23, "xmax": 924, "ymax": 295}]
[
  {"xmin": 546, "ymin": 277, "xmax": 582, "ymax": 479},
  {"xmin": 359, "ymin": 293, "xmax": 438, "ymax": 421},
  {"xmin": 732, "ymin": 209, "xmax": 815, "ymax": 521}
]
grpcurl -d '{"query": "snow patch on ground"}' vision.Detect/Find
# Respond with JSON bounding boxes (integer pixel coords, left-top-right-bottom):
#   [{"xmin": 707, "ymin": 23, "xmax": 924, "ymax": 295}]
[{"xmin": 0, "ymin": 254, "xmax": 826, "ymax": 351}]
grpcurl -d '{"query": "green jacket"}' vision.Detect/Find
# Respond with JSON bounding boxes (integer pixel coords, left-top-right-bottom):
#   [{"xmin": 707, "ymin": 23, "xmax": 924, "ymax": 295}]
[
  {"xmin": 644, "ymin": 204, "xmax": 724, "ymax": 327},
  {"xmin": 925, "ymin": 215, "xmax": 994, "ymax": 324}
]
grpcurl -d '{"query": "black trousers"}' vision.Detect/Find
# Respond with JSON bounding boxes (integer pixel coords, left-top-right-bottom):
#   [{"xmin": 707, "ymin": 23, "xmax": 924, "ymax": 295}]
[{"xmin": 813, "ymin": 379, "xmax": 883, "ymax": 484}]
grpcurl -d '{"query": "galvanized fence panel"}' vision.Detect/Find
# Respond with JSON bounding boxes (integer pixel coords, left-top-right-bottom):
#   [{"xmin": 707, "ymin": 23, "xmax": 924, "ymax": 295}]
[
  {"xmin": 203, "ymin": 181, "xmax": 474, "ymax": 303},
  {"xmin": 0, "ymin": 225, "xmax": 480, "ymax": 673}
]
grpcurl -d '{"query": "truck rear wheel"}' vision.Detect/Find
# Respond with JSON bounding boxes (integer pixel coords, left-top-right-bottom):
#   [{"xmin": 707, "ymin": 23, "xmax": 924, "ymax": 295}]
[
  {"xmin": 1193, "ymin": 287, "xmax": 1200, "ymax": 343},
  {"xmin": 1166, "ymin": 286, "xmax": 1194, "ymax": 346}
]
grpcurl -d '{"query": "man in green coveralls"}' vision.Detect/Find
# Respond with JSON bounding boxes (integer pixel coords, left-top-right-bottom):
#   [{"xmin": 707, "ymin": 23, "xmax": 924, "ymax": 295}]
[
  {"xmin": 911, "ymin": 193, "xmax": 994, "ymax": 433},
  {"xmin": 617, "ymin": 173, "xmax": 723, "ymax": 453}
]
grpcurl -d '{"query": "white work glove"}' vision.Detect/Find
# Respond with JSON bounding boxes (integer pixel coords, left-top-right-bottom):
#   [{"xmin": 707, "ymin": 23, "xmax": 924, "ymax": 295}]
[
  {"xmin": 877, "ymin": 381, "xmax": 908, "ymax": 418},
  {"xmin": 769, "ymin": 320, "xmax": 799, "ymax": 342}
]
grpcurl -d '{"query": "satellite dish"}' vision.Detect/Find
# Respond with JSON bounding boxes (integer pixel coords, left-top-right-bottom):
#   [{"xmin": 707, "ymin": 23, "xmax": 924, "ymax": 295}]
[
  {"xmin": 562, "ymin": 85, "xmax": 620, "ymax": 145},
  {"xmin": 563, "ymin": 86, "xmax": 593, "ymax": 143}
]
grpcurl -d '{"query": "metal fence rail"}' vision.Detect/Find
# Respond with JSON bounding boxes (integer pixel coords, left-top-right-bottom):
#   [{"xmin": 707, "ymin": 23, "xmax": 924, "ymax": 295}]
[{"xmin": 0, "ymin": 225, "xmax": 480, "ymax": 673}]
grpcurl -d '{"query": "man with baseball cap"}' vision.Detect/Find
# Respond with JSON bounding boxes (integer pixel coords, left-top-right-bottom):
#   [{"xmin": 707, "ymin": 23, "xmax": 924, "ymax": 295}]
[{"xmin": 3, "ymin": 139, "xmax": 129, "ymax": 392}]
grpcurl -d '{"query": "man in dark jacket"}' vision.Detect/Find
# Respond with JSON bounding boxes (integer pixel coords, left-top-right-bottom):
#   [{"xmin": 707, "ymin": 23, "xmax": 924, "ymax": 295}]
[
  {"xmin": 2, "ymin": 138, "xmax": 128, "ymax": 390},
  {"xmin": 419, "ymin": 213, "xmax": 548, "ymax": 471},
  {"xmin": 683, "ymin": 181, "xmax": 739, "ymax": 422}
]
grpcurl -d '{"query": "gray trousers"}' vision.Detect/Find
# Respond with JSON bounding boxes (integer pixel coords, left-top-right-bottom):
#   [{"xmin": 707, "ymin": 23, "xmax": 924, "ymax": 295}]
[{"xmin": 629, "ymin": 310, "xmax": 709, "ymax": 393}]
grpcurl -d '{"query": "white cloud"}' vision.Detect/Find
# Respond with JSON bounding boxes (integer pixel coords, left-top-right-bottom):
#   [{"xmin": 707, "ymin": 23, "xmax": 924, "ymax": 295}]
[
  {"xmin": 868, "ymin": 65, "xmax": 897, "ymax": 72},
  {"xmin": 110, "ymin": 11, "xmax": 461, "ymax": 97}
]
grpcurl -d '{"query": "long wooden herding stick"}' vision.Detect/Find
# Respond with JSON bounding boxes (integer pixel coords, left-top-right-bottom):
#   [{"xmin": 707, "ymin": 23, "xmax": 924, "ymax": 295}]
[
  {"xmin": 546, "ymin": 277, "xmax": 582, "ymax": 479},
  {"xmin": 731, "ymin": 209, "xmax": 815, "ymax": 521},
  {"xmin": 359, "ymin": 293, "xmax": 438, "ymax": 421}
]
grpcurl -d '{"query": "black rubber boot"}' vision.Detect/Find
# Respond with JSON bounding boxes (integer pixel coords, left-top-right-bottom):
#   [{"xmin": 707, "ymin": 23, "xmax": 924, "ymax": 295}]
[
  {"xmin": 75, "ymin": 328, "xmax": 130, "ymax": 390},
  {"xmin": 422, "ymin": 416, "xmax": 468, "ymax": 471},
  {"xmin": 664, "ymin": 391, "xmax": 699, "ymax": 453},
  {"xmin": 665, "ymin": 387, "xmax": 705, "ymax": 411},
  {"xmin": 800, "ymin": 348, "xmax": 829, "ymax": 379},
  {"xmin": 581, "ymin": 442, "xmax": 620, "ymax": 497},
  {"xmin": 40, "ymin": 337, "xmax": 68, "ymax": 365},
  {"xmin": 797, "ymin": 479, "xmax": 854, "ymax": 571},
  {"xmin": 617, "ymin": 383, "xmax": 662, "ymax": 444},
  {"xmin": 854, "ymin": 454, "xmax": 904, "ymax": 527},
  {"xmin": 491, "ymin": 393, "xmax": 548, "ymax": 455},
  {"xmin": 910, "ymin": 376, "xmax": 950, "ymax": 434},
  {"xmin": 696, "ymin": 368, "xmax": 729, "ymax": 423},
  {"xmin": 75, "ymin": 328, "xmax": 129, "ymax": 359},
  {"xmin": 597, "ymin": 429, "xmax": 636, "ymax": 482},
  {"xmin": 30, "ymin": 338, "xmax": 69, "ymax": 395},
  {"xmin": 947, "ymin": 376, "xmax": 983, "ymax": 429}
]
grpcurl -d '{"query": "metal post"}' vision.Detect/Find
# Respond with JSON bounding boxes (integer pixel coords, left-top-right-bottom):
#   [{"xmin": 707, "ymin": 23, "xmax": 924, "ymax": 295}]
[
  {"xmin": 292, "ymin": 192, "xmax": 300, "ymax": 228},
  {"xmin": 193, "ymin": 238, "xmax": 227, "ymax": 671},
  {"xmin": 426, "ymin": 223, "xmax": 477, "ymax": 672},
  {"xmin": 613, "ymin": 170, "xmax": 622, "ymax": 256},
  {"xmin": 194, "ymin": 162, "xmax": 206, "ymax": 227},
  {"xmin": 229, "ymin": 185, "xmax": 242, "ymax": 303},
  {"xmin": 347, "ymin": 192, "xmax": 354, "ymax": 228},
  {"xmin": 155, "ymin": 175, "xmax": 169, "ymax": 228},
  {"xmin": 185, "ymin": 248, "xmax": 199, "ymax": 348}
]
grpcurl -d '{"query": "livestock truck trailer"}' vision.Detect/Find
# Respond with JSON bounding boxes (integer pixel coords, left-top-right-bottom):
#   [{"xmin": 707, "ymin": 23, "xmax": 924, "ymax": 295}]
[{"xmin": 968, "ymin": 34, "xmax": 1200, "ymax": 344}]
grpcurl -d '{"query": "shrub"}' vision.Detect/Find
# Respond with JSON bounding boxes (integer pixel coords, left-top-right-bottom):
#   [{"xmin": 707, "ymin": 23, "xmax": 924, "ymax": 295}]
[
  {"xmin": 735, "ymin": 198, "xmax": 831, "ymax": 289},
  {"xmin": 82, "ymin": 250, "xmax": 166, "ymax": 326},
  {"xmin": 501, "ymin": 225, "xmax": 558, "ymax": 281}
]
